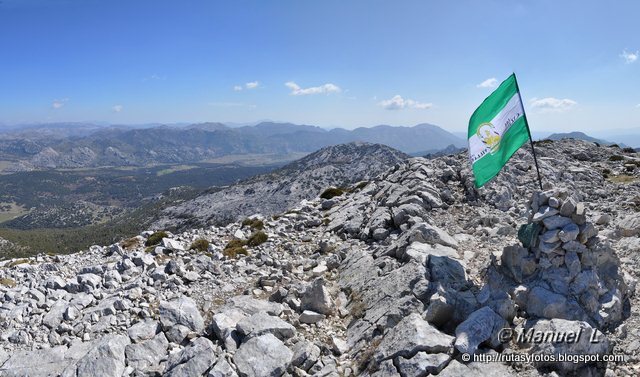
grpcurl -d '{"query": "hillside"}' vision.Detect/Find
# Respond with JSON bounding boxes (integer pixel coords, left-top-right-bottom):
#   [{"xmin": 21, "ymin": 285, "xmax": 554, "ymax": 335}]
[
  {"xmin": 546, "ymin": 131, "xmax": 616, "ymax": 146},
  {"xmin": 152, "ymin": 142, "xmax": 410, "ymax": 230},
  {"xmin": 0, "ymin": 140, "xmax": 638, "ymax": 376},
  {"xmin": 0, "ymin": 122, "xmax": 463, "ymax": 171}
]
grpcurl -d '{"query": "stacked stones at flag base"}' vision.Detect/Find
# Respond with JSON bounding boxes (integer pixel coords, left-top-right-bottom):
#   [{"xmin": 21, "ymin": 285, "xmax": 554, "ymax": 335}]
[{"xmin": 501, "ymin": 189, "xmax": 631, "ymax": 329}]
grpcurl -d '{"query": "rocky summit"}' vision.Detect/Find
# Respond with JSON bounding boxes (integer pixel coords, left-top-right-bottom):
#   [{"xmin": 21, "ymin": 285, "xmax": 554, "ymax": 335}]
[
  {"xmin": 0, "ymin": 139, "xmax": 639, "ymax": 377},
  {"xmin": 153, "ymin": 142, "xmax": 409, "ymax": 230}
]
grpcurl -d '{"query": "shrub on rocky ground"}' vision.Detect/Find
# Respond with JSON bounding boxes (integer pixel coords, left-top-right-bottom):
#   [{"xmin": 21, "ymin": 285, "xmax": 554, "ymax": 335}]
[
  {"xmin": 120, "ymin": 237, "xmax": 139, "ymax": 249},
  {"xmin": 241, "ymin": 218, "xmax": 264, "ymax": 230},
  {"xmin": 354, "ymin": 181, "xmax": 369, "ymax": 190},
  {"xmin": 247, "ymin": 231, "xmax": 268, "ymax": 247},
  {"xmin": 190, "ymin": 238, "xmax": 209, "ymax": 252},
  {"xmin": 0, "ymin": 277, "xmax": 16, "ymax": 288},
  {"xmin": 7, "ymin": 259, "xmax": 31, "ymax": 268},
  {"xmin": 320, "ymin": 187, "xmax": 345, "ymax": 199},
  {"xmin": 223, "ymin": 238, "xmax": 248, "ymax": 258},
  {"xmin": 145, "ymin": 231, "xmax": 168, "ymax": 246}
]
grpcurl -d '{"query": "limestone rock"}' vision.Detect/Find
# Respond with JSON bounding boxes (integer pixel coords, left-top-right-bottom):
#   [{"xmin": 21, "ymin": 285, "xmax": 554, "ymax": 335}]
[
  {"xmin": 125, "ymin": 333, "xmax": 169, "ymax": 370},
  {"xmin": 454, "ymin": 306, "xmax": 508, "ymax": 354},
  {"xmin": 159, "ymin": 296, "xmax": 205, "ymax": 333},
  {"xmin": 374, "ymin": 313, "xmax": 454, "ymax": 363},
  {"xmin": 618, "ymin": 214, "xmax": 640, "ymax": 237},
  {"xmin": 233, "ymin": 334, "xmax": 293, "ymax": 377},
  {"xmin": 301, "ymin": 278, "xmax": 334, "ymax": 315},
  {"xmin": 236, "ymin": 312, "xmax": 295, "ymax": 340},
  {"xmin": 526, "ymin": 319, "xmax": 610, "ymax": 372},
  {"xmin": 164, "ymin": 337, "xmax": 217, "ymax": 377}
]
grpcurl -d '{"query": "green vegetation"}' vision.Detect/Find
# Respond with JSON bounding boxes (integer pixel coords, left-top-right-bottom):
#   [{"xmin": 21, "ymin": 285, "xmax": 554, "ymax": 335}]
[
  {"xmin": 0, "ymin": 277, "xmax": 16, "ymax": 288},
  {"xmin": 320, "ymin": 187, "xmax": 345, "ymax": 199},
  {"xmin": 247, "ymin": 230, "xmax": 268, "ymax": 247},
  {"xmin": 623, "ymin": 147, "xmax": 636, "ymax": 153},
  {"xmin": 0, "ymin": 202, "xmax": 29, "ymax": 224},
  {"xmin": 0, "ymin": 186, "xmax": 200, "ymax": 259},
  {"xmin": 241, "ymin": 218, "xmax": 264, "ymax": 230},
  {"xmin": 222, "ymin": 231, "xmax": 268, "ymax": 258},
  {"xmin": 190, "ymin": 238, "xmax": 210, "ymax": 252},
  {"xmin": 223, "ymin": 239, "xmax": 248, "ymax": 259},
  {"xmin": 609, "ymin": 155, "xmax": 625, "ymax": 162},
  {"xmin": 156, "ymin": 165, "xmax": 196, "ymax": 176},
  {"xmin": 354, "ymin": 181, "xmax": 369, "ymax": 190},
  {"xmin": 0, "ymin": 163, "xmax": 274, "ymax": 230},
  {"xmin": 145, "ymin": 231, "xmax": 168, "ymax": 246}
]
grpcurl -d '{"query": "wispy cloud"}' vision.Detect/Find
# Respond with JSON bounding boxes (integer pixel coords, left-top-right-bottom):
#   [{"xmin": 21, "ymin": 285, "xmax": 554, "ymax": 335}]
[
  {"xmin": 52, "ymin": 98, "xmax": 68, "ymax": 109},
  {"xmin": 285, "ymin": 81, "xmax": 341, "ymax": 96},
  {"xmin": 233, "ymin": 81, "xmax": 260, "ymax": 91},
  {"xmin": 379, "ymin": 95, "xmax": 432, "ymax": 110},
  {"xmin": 477, "ymin": 78, "xmax": 498, "ymax": 88},
  {"xmin": 143, "ymin": 74, "xmax": 166, "ymax": 81},
  {"xmin": 529, "ymin": 97, "xmax": 577, "ymax": 112},
  {"xmin": 112, "ymin": 105, "xmax": 123, "ymax": 113},
  {"xmin": 636, "ymin": 104, "xmax": 640, "ymax": 108},
  {"xmin": 620, "ymin": 50, "xmax": 639, "ymax": 64}
]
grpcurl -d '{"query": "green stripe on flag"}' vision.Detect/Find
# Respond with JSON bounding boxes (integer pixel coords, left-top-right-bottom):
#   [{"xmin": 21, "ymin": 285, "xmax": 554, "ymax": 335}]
[
  {"xmin": 468, "ymin": 74, "xmax": 518, "ymax": 137},
  {"xmin": 471, "ymin": 117, "xmax": 529, "ymax": 187},
  {"xmin": 468, "ymin": 74, "xmax": 531, "ymax": 188}
]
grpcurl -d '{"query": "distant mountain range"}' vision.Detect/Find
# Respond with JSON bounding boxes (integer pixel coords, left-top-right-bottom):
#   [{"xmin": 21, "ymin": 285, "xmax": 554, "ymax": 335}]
[
  {"xmin": 545, "ymin": 131, "xmax": 618, "ymax": 146},
  {"xmin": 0, "ymin": 122, "xmax": 465, "ymax": 171}
]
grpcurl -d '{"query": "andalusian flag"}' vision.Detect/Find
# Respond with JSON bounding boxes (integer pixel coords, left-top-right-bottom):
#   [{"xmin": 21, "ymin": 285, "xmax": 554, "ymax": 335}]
[{"xmin": 468, "ymin": 74, "xmax": 532, "ymax": 188}]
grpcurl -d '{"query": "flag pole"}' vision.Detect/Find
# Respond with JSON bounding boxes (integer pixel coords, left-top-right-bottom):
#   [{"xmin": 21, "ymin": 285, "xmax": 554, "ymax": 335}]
[{"xmin": 513, "ymin": 72, "xmax": 543, "ymax": 191}]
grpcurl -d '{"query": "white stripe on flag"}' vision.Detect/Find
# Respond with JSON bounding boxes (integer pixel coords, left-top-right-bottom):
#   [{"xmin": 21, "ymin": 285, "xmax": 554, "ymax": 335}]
[{"xmin": 468, "ymin": 93, "xmax": 524, "ymax": 163}]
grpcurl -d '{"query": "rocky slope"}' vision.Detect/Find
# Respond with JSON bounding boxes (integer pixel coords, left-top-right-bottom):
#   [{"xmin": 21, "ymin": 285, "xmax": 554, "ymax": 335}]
[
  {"xmin": 0, "ymin": 139, "xmax": 639, "ymax": 376},
  {"xmin": 152, "ymin": 142, "xmax": 409, "ymax": 230}
]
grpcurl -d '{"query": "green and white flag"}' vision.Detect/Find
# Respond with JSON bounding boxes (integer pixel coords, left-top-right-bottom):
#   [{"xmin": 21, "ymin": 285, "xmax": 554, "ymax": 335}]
[{"xmin": 468, "ymin": 74, "xmax": 531, "ymax": 188}]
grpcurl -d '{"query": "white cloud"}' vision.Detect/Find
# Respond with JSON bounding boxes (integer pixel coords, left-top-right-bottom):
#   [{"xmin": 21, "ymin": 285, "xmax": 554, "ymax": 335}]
[
  {"xmin": 529, "ymin": 97, "xmax": 577, "ymax": 112},
  {"xmin": 378, "ymin": 95, "xmax": 433, "ymax": 110},
  {"xmin": 285, "ymin": 81, "xmax": 341, "ymax": 96},
  {"xmin": 143, "ymin": 74, "xmax": 166, "ymax": 81},
  {"xmin": 620, "ymin": 50, "xmax": 639, "ymax": 64},
  {"xmin": 112, "ymin": 105, "xmax": 123, "ymax": 113},
  {"xmin": 233, "ymin": 81, "xmax": 260, "ymax": 91},
  {"xmin": 477, "ymin": 78, "xmax": 498, "ymax": 88},
  {"xmin": 636, "ymin": 104, "xmax": 640, "ymax": 108},
  {"xmin": 52, "ymin": 98, "xmax": 68, "ymax": 109}
]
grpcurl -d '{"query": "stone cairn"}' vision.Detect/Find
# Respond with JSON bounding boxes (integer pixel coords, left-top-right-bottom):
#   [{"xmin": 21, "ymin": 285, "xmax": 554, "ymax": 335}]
[{"xmin": 501, "ymin": 189, "xmax": 631, "ymax": 329}]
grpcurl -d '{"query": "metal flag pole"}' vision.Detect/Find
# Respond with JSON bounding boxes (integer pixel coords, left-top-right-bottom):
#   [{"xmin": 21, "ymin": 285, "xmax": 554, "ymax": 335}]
[{"xmin": 513, "ymin": 72, "xmax": 543, "ymax": 191}]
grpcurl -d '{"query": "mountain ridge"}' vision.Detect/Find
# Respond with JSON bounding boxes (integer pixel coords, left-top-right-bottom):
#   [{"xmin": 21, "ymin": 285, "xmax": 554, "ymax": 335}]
[
  {"xmin": 0, "ymin": 122, "xmax": 464, "ymax": 172},
  {"xmin": 152, "ymin": 141, "xmax": 410, "ymax": 230}
]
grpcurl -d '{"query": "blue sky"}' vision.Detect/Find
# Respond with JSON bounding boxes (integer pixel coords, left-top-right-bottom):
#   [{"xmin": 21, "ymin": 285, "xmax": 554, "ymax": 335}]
[{"xmin": 0, "ymin": 0, "xmax": 638, "ymax": 132}]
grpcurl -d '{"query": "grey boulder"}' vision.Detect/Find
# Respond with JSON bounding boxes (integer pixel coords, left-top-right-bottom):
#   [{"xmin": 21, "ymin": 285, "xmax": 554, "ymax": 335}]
[
  {"xmin": 159, "ymin": 296, "xmax": 205, "ymax": 333},
  {"xmin": 233, "ymin": 333, "xmax": 293, "ymax": 377}
]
